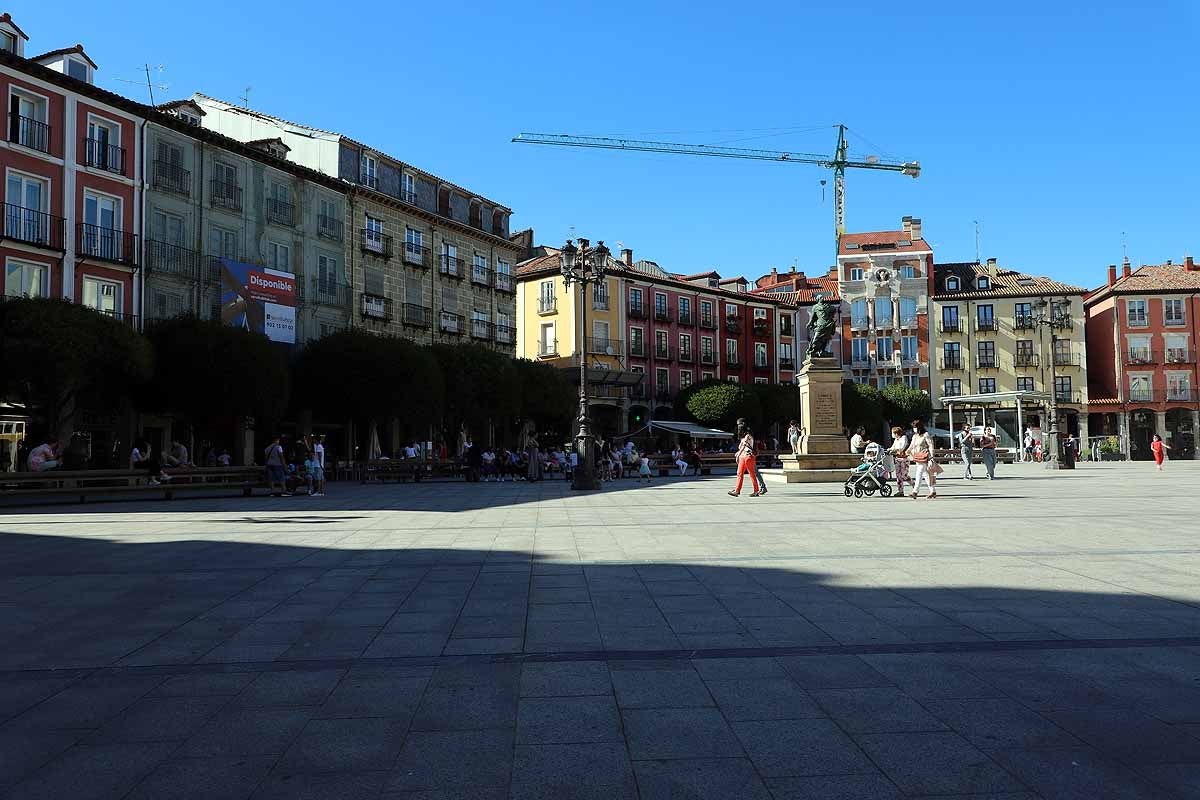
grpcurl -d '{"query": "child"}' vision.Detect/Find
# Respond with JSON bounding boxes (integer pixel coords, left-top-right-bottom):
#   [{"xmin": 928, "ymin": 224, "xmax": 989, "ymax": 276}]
[
  {"xmin": 638, "ymin": 453, "xmax": 652, "ymax": 483},
  {"xmin": 303, "ymin": 454, "xmax": 321, "ymax": 495},
  {"xmin": 1150, "ymin": 434, "xmax": 1171, "ymax": 471}
]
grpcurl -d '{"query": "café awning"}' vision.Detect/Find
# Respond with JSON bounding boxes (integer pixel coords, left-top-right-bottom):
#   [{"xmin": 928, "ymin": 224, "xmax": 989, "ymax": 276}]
[{"xmin": 647, "ymin": 420, "xmax": 736, "ymax": 440}]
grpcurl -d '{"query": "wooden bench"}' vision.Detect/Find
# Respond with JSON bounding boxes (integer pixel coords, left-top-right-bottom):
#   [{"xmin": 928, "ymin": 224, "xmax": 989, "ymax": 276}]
[
  {"xmin": 0, "ymin": 466, "xmax": 267, "ymax": 504},
  {"xmin": 361, "ymin": 459, "xmax": 464, "ymax": 483},
  {"xmin": 933, "ymin": 448, "xmax": 1018, "ymax": 465}
]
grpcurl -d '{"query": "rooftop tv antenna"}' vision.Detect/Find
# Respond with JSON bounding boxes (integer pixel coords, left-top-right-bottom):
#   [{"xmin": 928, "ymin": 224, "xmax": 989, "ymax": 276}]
[
  {"xmin": 114, "ymin": 64, "xmax": 167, "ymax": 106},
  {"xmin": 974, "ymin": 219, "xmax": 981, "ymax": 263},
  {"xmin": 241, "ymin": 86, "xmax": 252, "ymax": 107}
]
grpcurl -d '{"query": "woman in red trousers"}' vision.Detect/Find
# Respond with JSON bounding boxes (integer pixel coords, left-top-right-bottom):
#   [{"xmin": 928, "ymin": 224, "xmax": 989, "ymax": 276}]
[{"xmin": 728, "ymin": 423, "xmax": 761, "ymax": 497}]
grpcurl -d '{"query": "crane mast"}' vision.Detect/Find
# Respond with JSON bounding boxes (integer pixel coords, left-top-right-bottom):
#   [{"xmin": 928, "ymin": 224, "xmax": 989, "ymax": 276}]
[{"xmin": 512, "ymin": 124, "xmax": 919, "ymax": 252}]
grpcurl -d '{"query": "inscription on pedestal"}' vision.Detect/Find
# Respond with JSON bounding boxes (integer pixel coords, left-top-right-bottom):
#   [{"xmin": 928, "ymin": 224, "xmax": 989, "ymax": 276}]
[{"xmin": 813, "ymin": 389, "xmax": 839, "ymax": 431}]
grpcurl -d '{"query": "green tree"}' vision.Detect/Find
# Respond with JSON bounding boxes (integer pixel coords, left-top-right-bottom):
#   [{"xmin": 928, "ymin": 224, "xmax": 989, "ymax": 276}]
[
  {"xmin": 514, "ymin": 358, "xmax": 575, "ymax": 439},
  {"xmin": 841, "ymin": 380, "xmax": 883, "ymax": 437},
  {"xmin": 879, "ymin": 383, "xmax": 932, "ymax": 428},
  {"xmin": 683, "ymin": 380, "xmax": 762, "ymax": 432},
  {"xmin": 753, "ymin": 383, "xmax": 800, "ymax": 427},
  {"xmin": 0, "ymin": 298, "xmax": 152, "ymax": 439},
  {"xmin": 432, "ymin": 343, "xmax": 519, "ymax": 438},
  {"xmin": 143, "ymin": 316, "xmax": 288, "ymax": 437}
]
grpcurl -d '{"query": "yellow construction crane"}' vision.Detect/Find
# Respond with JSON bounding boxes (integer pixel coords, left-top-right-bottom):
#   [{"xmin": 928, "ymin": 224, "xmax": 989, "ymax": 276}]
[{"xmin": 513, "ymin": 124, "xmax": 920, "ymax": 252}]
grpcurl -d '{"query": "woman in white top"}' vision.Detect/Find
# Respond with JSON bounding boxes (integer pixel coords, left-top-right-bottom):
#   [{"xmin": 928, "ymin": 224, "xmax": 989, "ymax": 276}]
[
  {"xmin": 849, "ymin": 427, "xmax": 866, "ymax": 454},
  {"xmin": 905, "ymin": 420, "xmax": 937, "ymax": 499},
  {"xmin": 728, "ymin": 425, "xmax": 762, "ymax": 497},
  {"xmin": 886, "ymin": 425, "xmax": 909, "ymax": 499}
]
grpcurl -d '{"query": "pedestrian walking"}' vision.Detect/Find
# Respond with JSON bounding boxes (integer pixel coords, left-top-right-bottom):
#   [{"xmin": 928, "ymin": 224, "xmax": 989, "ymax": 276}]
[
  {"xmin": 1151, "ymin": 434, "xmax": 1171, "ymax": 471},
  {"xmin": 728, "ymin": 422, "xmax": 761, "ymax": 497},
  {"xmin": 906, "ymin": 420, "xmax": 937, "ymax": 499},
  {"xmin": 311, "ymin": 435, "xmax": 327, "ymax": 496},
  {"xmin": 637, "ymin": 452, "xmax": 652, "ymax": 483},
  {"xmin": 886, "ymin": 425, "xmax": 909, "ymax": 499},
  {"xmin": 979, "ymin": 426, "xmax": 998, "ymax": 479},
  {"xmin": 957, "ymin": 423, "xmax": 975, "ymax": 479},
  {"xmin": 736, "ymin": 417, "xmax": 768, "ymax": 495},
  {"xmin": 264, "ymin": 435, "xmax": 288, "ymax": 496}
]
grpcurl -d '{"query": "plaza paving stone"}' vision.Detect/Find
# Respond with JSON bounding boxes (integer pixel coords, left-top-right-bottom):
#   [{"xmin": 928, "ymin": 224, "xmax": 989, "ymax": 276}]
[{"xmin": 0, "ymin": 461, "xmax": 1198, "ymax": 797}]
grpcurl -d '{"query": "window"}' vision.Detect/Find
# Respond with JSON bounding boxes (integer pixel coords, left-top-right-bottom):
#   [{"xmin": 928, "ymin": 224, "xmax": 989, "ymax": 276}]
[
  {"xmin": 9, "ymin": 90, "xmax": 49, "ymax": 152},
  {"xmin": 0, "ymin": 31, "xmax": 16, "ymax": 54},
  {"xmin": 680, "ymin": 370, "xmax": 693, "ymax": 389},
  {"xmin": 1129, "ymin": 374, "xmax": 1152, "ymax": 402},
  {"xmin": 592, "ymin": 320, "xmax": 610, "ymax": 352},
  {"xmin": 1168, "ymin": 372, "xmax": 1191, "ymax": 401},
  {"xmin": 593, "ymin": 281, "xmax": 608, "ymax": 309},
  {"xmin": 86, "ymin": 117, "xmax": 121, "ymax": 172},
  {"xmin": 360, "ymin": 154, "xmax": 377, "ymax": 187},
  {"xmin": 700, "ymin": 300, "xmax": 714, "ymax": 324},
  {"xmin": 1127, "ymin": 335, "xmax": 1151, "ymax": 363},
  {"xmin": 849, "ymin": 266, "xmax": 864, "ymax": 281},
  {"xmin": 943, "ymin": 379, "xmax": 962, "ymax": 397},
  {"xmin": 678, "ymin": 296, "xmax": 691, "ymax": 320},
  {"xmin": 1016, "ymin": 376, "xmax": 1035, "ymax": 392},
  {"xmin": 1014, "ymin": 302, "xmax": 1032, "ymax": 328},
  {"xmin": 1054, "ymin": 338, "xmax": 1072, "ymax": 365},
  {"xmin": 701, "ymin": 336, "xmax": 714, "ymax": 362},
  {"xmin": 725, "ymin": 303, "xmax": 738, "ymax": 319},
  {"xmin": 473, "ymin": 253, "xmax": 488, "ymax": 283},
  {"xmin": 364, "ymin": 215, "xmax": 384, "ymax": 252},
  {"xmin": 701, "ymin": 371, "xmax": 714, "ymax": 381},
  {"xmin": 267, "ymin": 241, "xmax": 290, "ymax": 272},
  {"xmin": 81, "ymin": 192, "xmax": 122, "ymax": 260},
  {"xmin": 66, "ymin": 58, "xmax": 90, "ymax": 82},
  {"xmin": 850, "ymin": 299, "xmax": 868, "ymax": 327},
  {"xmin": 401, "ymin": 173, "xmax": 416, "ymax": 202},
  {"xmin": 728, "ymin": 375, "xmax": 739, "ymax": 383},
  {"xmin": 977, "ymin": 340, "xmax": 996, "ymax": 367},
  {"xmin": 656, "ymin": 368, "xmax": 669, "ymax": 394},
  {"xmin": 629, "ymin": 327, "xmax": 644, "ymax": 356},
  {"xmin": 874, "ymin": 298, "xmax": 893, "ymax": 326},
  {"xmin": 210, "ymin": 225, "xmax": 237, "ymax": 259},
  {"xmin": 1055, "ymin": 375, "xmax": 1073, "ymax": 402},
  {"xmin": 1015, "ymin": 339, "xmax": 1035, "ymax": 367},
  {"xmin": 4, "ymin": 258, "xmax": 47, "ymax": 297},
  {"xmin": 406, "ymin": 227, "xmax": 423, "ymax": 254},
  {"xmin": 943, "ymin": 341, "xmax": 961, "ymax": 368},
  {"xmin": 1126, "ymin": 299, "xmax": 1148, "ymax": 327},
  {"xmin": 82, "ymin": 276, "xmax": 121, "ymax": 314},
  {"xmin": 1165, "ymin": 334, "xmax": 1189, "ymax": 364},
  {"xmin": 317, "ymin": 253, "xmax": 338, "ymax": 293},
  {"xmin": 1164, "ymin": 298, "xmax": 1186, "ymax": 326},
  {"xmin": 898, "ymin": 297, "xmax": 917, "ymax": 326},
  {"xmin": 539, "ymin": 280, "xmax": 555, "ymax": 313},
  {"xmin": 679, "ymin": 333, "xmax": 692, "ymax": 359},
  {"xmin": 441, "ymin": 243, "xmax": 458, "ymax": 274},
  {"xmin": 902, "ymin": 374, "xmax": 920, "ymax": 389},
  {"xmin": 754, "ymin": 307, "xmax": 767, "ymax": 320},
  {"xmin": 900, "ymin": 335, "xmax": 918, "ymax": 362},
  {"xmin": 755, "ymin": 377, "xmax": 769, "ymax": 385},
  {"xmin": 364, "ymin": 267, "xmax": 385, "ymax": 296},
  {"xmin": 5, "ymin": 171, "xmax": 47, "ymax": 243},
  {"xmin": 851, "ymin": 338, "xmax": 869, "ymax": 364},
  {"xmin": 976, "ymin": 304, "xmax": 995, "ymax": 330},
  {"xmin": 875, "ymin": 334, "xmax": 893, "ymax": 359},
  {"xmin": 178, "ymin": 111, "xmax": 200, "ymax": 127},
  {"xmin": 755, "ymin": 342, "xmax": 768, "ymax": 367},
  {"xmin": 979, "ymin": 378, "xmax": 996, "ymax": 394},
  {"xmin": 655, "ymin": 329, "xmax": 668, "ymax": 357},
  {"xmin": 941, "ymin": 305, "xmax": 959, "ymax": 331},
  {"xmin": 899, "ymin": 265, "xmax": 916, "ymax": 279},
  {"xmin": 780, "ymin": 314, "xmax": 793, "ymax": 336},
  {"xmin": 654, "ymin": 292, "xmax": 668, "ymax": 318},
  {"xmin": 779, "ymin": 342, "xmax": 793, "ymax": 362},
  {"xmin": 725, "ymin": 338, "xmax": 738, "ymax": 361},
  {"xmin": 629, "ymin": 287, "xmax": 643, "ymax": 312},
  {"xmin": 539, "ymin": 322, "xmax": 556, "ymax": 356},
  {"xmin": 977, "ymin": 276, "xmax": 990, "ymax": 290},
  {"xmin": 946, "ymin": 277, "xmax": 959, "ymax": 291}
]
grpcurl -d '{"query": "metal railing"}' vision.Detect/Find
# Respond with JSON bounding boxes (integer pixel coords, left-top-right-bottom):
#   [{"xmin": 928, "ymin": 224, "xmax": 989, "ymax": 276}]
[
  {"xmin": 678, "ymin": 309, "xmax": 694, "ymax": 325},
  {"xmin": 440, "ymin": 311, "xmax": 464, "ymax": 335},
  {"xmin": 144, "ymin": 240, "xmax": 199, "ymax": 278},
  {"xmin": 629, "ymin": 341, "xmax": 646, "ymax": 357},
  {"xmin": 1125, "ymin": 350, "xmax": 1155, "ymax": 366},
  {"xmin": 700, "ymin": 351, "xmax": 716, "ymax": 365},
  {"xmin": 404, "ymin": 242, "xmax": 430, "ymax": 268},
  {"xmin": 538, "ymin": 339, "xmax": 558, "ymax": 357},
  {"xmin": 1013, "ymin": 315, "xmax": 1036, "ymax": 330},
  {"xmin": 976, "ymin": 356, "xmax": 999, "ymax": 369},
  {"xmin": 628, "ymin": 303, "xmax": 646, "ymax": 319},
  {"xmin": 317, "ymin": 214, "xmax": 343, "ymax": 241},
  {"xmin": 360, "ymin": 293, "xmax": 393, "ymax": 321},
  {"xmin": 471, "ymin": 264, "xmax": 492, "ymax": 287},
  {"xmin": 152, "ymin": 160, "xmax": 191, "ymax": 195},
  {"xmin": 439, "ymin": 254, "xmax": 463, "ymax": 278},
  {"xmin": 1167, "ymin": 388, "xmax": 1194, "ymax": 402},
  {"xmin": 1055, "ymin": 390, "xmax": 1082, "ymax": 404},
  {"xmin": 725, "ymin": 353, "xmax": 741, "ymax": 368},
  {"xmin": 84, "ymin": 137, "xmax": 125, "ymax": 175},
  {"xmin": 1165, "ymin": 349, "xmax": 1198, "ymax": 365},
  {"xmin": 1054, "ymin": 352, "xmax": 1082, "ymax": 367},
  {"xmin": 655, "ymin": 344, "xmax": 672, "ymax": 361},
  {"xmin": 77, "ymin": 223, "xmax": 137, "ymax": 266},
  {"xmin": 3, "ymin": 205, "xmax": 65, "ymax": 249},
  {"xmin": 400, "ymin": 189, "xmax": 418, "ymax": 204},
  {"xmin": 360, "ymin": 172, "xmax": 378, "ymax": 190},
  {"xmin": 494, "ymin": 324, "xmax": 515, "ymax": 345},
  {"xmin": 752, "ymin": 321, "xmax": 770, "ymax": 336},
  {"xmin": 851, "ymin": 316, "xmax": 871, "ymax": 330},
  {"xmin": 9, "ymin": 114, "xmax": 50, "ymax": 153},
  {"xmin": 654, "ymin": 306, "xmax": 671, "ymax": 322},
  {"xmin": 538, "ymin": 297, "xmax": 556, "ymax": 314},
  {"xmin": 699, "ymin": 314, "xmax": 717, "ymax": 329},
  {"xmin": 1013, "ymin": 353, "xmax": 1039, "ymax": 368},
  {"xmin": 655, "ymin": 387, "xmax": 673, "ymax": 401},
  {"xmin": 266, "ymin": 198, "xmax": 294, "ymax": 227},
  {"xmin": 471, "ymin": 319, "xmax": 493, "ymax": 340},
  {"xmin": 360, "ymin": 229, "xmax": 393, "ymax": 259},
  {"xmin": 976, "ymin": 318, "xmax": 998, "ymax": 332},
  {"xmin": 402, "ymin": 303, "xmax": 431, "ymax": 328},
  {"xmin": 90, "ymin": 309, "xmax": 139, "ymax": 329},
  {"xmin": 678, "ymin": 348, "xmax": 694, "ymax": 363},
  {"xmin": 1127, "ymin": 389, "xmax": 1159, "ymax": 404},
  {"xmin": 753, "ymin": 359, "xmax": 771, "ymax": 371},
  {"xmin": 210, "ymin": 180, "xmax": 243, "ymax": 211},
  {"xmin": 587, "ymin": 337, "xmax": 623, "ymax": 355},
  {"xmin": 939, "ymin": 320, "xmax": 961, "ymax": 334},
  {"xmin": 779, "ymin": 357, "xmax": 795, "ymax": 370},
  {"xmin": 310, "ymin": 280, "xmax": 351, "ymax": 307},
  {"xmin": 494, "ymin": 272, "xmax": 513, "ymax": 293},
  {"xmin": 592, "ymin": 291, "xmax": 609, "ymax": 310},
  {"xmin": 724, "ymin": 317, "xmax": 742, "ymax": 334}
]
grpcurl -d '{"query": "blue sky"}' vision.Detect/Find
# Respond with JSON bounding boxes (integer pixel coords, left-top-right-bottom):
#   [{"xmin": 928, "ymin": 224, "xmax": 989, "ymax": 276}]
[{"xmin": 17, "ymin": 0, "xmax": 1198, "ymax": 288}]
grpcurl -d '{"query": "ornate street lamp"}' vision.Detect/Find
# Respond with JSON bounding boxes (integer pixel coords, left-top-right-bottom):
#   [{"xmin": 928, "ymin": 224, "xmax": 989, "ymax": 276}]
[
  {"xmin": 560, "ymin": 238, "xmax": 610, "ymax": 490},
  {"xmin": 1033, "ymin": 297, "xmax": 1073, "ymax": 469}
]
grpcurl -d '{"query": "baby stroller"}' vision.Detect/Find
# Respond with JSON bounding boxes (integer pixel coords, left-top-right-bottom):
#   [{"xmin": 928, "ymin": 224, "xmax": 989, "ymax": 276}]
[{"xmin": 843, "ymin": 443, "xmax": 892, "ymax": 498}]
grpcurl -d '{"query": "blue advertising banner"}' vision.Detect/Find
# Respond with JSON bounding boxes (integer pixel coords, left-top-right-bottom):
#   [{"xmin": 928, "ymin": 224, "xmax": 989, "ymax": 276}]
[{"xmin": 216, "ymin": 259, "xmax": 297, "ymax": 344}]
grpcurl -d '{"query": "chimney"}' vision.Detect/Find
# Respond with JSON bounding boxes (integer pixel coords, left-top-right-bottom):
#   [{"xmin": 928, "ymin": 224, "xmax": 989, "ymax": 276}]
[
  {"xmin": 1166, "ymin": 260, "xmax": 1173, "ymax": 266},
  {"xmin": 1122, "ymin": 257, "xmax": 1131, "ymax": 278},
  {"xmin": 985, "ymin": 257, "xmax": 997, "ymax": 276},
  {"xmin": 621, "ymin": 248, "xmax": 633, "ymax": 266},
  {"xmin": 770, "ymin": 267, "xmax": 778, "ymax": 283},
  {"xmin": 1186, "ymin": 255, "xmax": 1196, "ymax": 271},
  {"xmin": 901, "ymin": 215, "xmax": 912, "ymax": 236},
  {"xmin": 1107, "ymin": 264, "xmax": 1117, "ymax": 286},
  {"xmin": 909, "ymin": 218, "xmax": 922, "ymax": 241}
]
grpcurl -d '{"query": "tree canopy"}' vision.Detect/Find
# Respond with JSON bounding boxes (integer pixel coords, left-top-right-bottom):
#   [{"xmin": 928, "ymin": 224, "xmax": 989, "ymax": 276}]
[
  {"xmin": 879, "ymin": 383, "xmax": 932, "ymax": 428},
  {"xmin": 841, "ymin": 380, "xmax": 882, "ymax": 436},
  {"xmin": 681, "ymin": 380, "xmax": 763, "ymax": 432},
  {"xmin": 513, "ymin": 358, "xmax": 575, "ymax": 438}
]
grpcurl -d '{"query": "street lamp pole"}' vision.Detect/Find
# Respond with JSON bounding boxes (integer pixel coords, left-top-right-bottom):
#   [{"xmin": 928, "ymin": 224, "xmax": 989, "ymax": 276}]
[
  {"xmin": 1034, "ymin": 297, "xmax": 1072, "ymax": 469},
  {"xmin": 560, "ymin": 238, "xmax": 609, "ymax": 491}
]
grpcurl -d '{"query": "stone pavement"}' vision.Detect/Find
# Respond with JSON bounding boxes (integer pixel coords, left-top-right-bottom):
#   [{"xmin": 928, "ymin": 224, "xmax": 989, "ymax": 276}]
[{"xmin": 0, "ymin": 461, "xmax": 1198, "ymax": 799}]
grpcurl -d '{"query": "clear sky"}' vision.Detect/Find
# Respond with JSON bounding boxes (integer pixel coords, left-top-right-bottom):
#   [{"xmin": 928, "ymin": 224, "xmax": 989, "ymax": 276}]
[{"xmin": 16, "ymin": 0, "xmax": 1198, "ymax": 288}]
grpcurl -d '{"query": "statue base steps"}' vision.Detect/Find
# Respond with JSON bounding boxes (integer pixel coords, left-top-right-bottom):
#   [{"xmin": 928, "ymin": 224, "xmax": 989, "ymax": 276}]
[{"xmin": 774, "ymin": 453, "xmax": 862, "ymax": 483}]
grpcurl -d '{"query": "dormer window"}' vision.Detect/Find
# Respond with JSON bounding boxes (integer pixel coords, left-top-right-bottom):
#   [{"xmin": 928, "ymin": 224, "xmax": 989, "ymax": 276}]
[
  {"xmin": 0, "ymin": 14, "xmax": 29, "ymax": 57},
  {"xmin": 0, "ymin": 30, "xmax": 15, "ymax": 54},
  {"xmin": 977, "ymin": 276, "xmax": 990, "ymax": 290},
  {"xmin": 267, "ymin": 144, "xmax": 287, "ymax": 159},
  {"xmin": 946, "ymin": 277, "xmax": 960, "ymax": 291},
  {"xmin": 66, "ymin": 57, "xmax": 90, "ymax": 82},
  {"xmin": 179, "ymin": 112, "xmax": 201, "ymax": 126}
]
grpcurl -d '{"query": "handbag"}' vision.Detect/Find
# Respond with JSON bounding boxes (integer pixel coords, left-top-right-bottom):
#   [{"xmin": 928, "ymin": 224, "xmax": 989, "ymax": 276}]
[
  {"xmin": 928, "ymin": 459, "xmax": 944, "ymax": 475},
  {"xmin": 909, "ymin": 451, "xmax": 930, "ymax": 464}
]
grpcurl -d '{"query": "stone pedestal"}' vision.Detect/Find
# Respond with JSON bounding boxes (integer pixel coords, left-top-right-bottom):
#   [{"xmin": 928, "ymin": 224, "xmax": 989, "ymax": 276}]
[{"xmin": 780, "ymin": 357, "xmax": 859, "ymax": 482}]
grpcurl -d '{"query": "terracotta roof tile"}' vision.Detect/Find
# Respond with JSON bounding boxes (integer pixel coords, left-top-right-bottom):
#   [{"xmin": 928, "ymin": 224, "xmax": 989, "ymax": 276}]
[
  {"xmin": 0, "ymin": 13, "xmax": 29, "ymax": 40},
  {"xmin": 933, "ymin": 262, "xmax": 1086, "ymax": 299},
  {"xmin": 839, "ymin": 230, "xmax": 932, "ymax": 255},
  {"xmin": 30, "ymin": 44, "xmax": 97, "ymax": 69},
  {"xmin": 1104, "ymin": 262, "xmax": 1200, "ymax": 294}
]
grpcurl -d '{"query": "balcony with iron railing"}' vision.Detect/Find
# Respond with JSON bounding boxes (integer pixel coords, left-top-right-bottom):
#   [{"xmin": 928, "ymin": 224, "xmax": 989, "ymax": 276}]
[
  {"xmin": 360, "ymin": 229, "xmax": 393, "ymax": 259},
  {"xmin": 779, "ymin": 357, "xmax": 795, "ymax": 370},
  {"xmin": 402, "ymin": 303, "xmax": 431, "ymax": 328},
  {"xmin": 538, "ymin": 297, "xmax": 556, "ymax": 314},
  {"xmin": 592, "ymin": 291, "xmax": 609, "ymax": 311},
  {"xmin": 753, "ymin": 359, "xmax": 771, "ymax": 372},
  {"xmin": 152, "ymin": 160, "xmax": 191, "ymax": 196},
  {"xmin": 630, "ymin": 384, "xmax": 646, "ymax": 401},
  {"xmin": 1165, "ymin": 349, "xmax": 1198, "ymax": 365},
  {"xmin": 699, "ymin": 314, "xmax": 717, "ymax": 329},
  {"xmin": 654, "ymin": 306, "xmax": 671, "ymax": 322},
  {"xmin": 538, "ymin": 339, "xmax": 558, "ymax": 358},
  {"xmin": 317, "ymin": 214, "xmax": 343, "ymax": 241},
  {"xmin": 400, "ymin": 189, "xmax": 418, "ymax": 205},
  {"xmin": 439, "ymin": 254, "xmax": 464, "ymax": 279},
  {"xmin": 897, "ymin": 316, "xmax": 919, "ymax": 330},
  {"xmin": 628, "ymin": 303, "xmax": 646, "ymax": 319},
  {"xmin": 655, "ymin": 344, "xmax": 672, "ymax": 361},
  {"xmin": 1013, "ymin": 353, "xmax": 1040, "ymax": 368},
  {"xmin": 678, "ymin": 348, "xmax": 694, "ymax": 363},
  {"xmin": 725, "ymin": 353, "xmax": 741, "ymax": 369},
  {"xmin": 144, "ymin": 240, "xmax": 199, "ymax": 278},
  {"xmin": 83, "ymin": 137, "xmax": 125, "ymax": 175},
  {"xmin": 629, "ymin": 341, "xmax": 646, "ymax": 357},
  {"xmin": 471, "ymin": 319, "xmax": 493, "ymax": 341},
  {"xmin": 266, "ymin": 198, "xmax": 294, "ymax": 227},
  {"xmin": 9, "ymin": 114, "xmax": 51, "ymax": 153},
  {"xmin": 589, "ymin": 385, "xmax": 627, "ymax": 400},
  {"xmin": 3, "ymin": 204, "xmax": 65, "ymax": 250},
  {"xmin": 939, "ymin": 319, "xmax": 961, "ymax": 334},
  {"xmin": 976, "ymin": 355, "xmax": 1000, "ymax": 370},
  {"xmin": 471, "ymin": 264, "xmax": 493, "ymax": 287},
  {"xmin": 210, "ymin": 179, "xmax": 243, "ymax": 212},
  {"xmin": 1167, "ymin": 387, "xmax": 1194, "ymax": 402},
  {"xmin": 942, "ymin": 385, "xmax": 963, "ymax": 398},
  {"xmin": 677, "ymin": 309, "xmax": 694, "ymax": 326},
  {"xmin": 1053, "ymin": 352, "xmax": 1082, "ymax": 367},
  {"xmin": 360, "ymin": 172, "xmax": 379, "ymax": 190},
  {"xmin": 976, "ymin": 318, "xmax": 998, "ymax": 333},
  {"xmin": 1055, "ymin": 390, "xmax": 1082, "ymax": 404},
  {"xmin": 1127, "ymin": 388, "xmax": 1159, "ymax": 404},
  {"xmin": 403, "ymin": 242, "xmax": 430, "ymax": 269},
  {"xmin": 587, "ymin": 337, "xmax": 623, "ymax": 355},
  {"xmin": 494, "ymin": 324, "xmax": 515, "ymax": 345},
  {"xmin": 1014, "ymin": 315, "xmax": 1036, "ymax": 331},
  {"xmin": 439, "ymin": 311, "xmax": 465, "ymax": 335},
  {"xmin": 310, "ymin": 280, "xmax": 351, "ymax": 308},
  {"xmin": 360, "ymin": 293, "xmax": 393, "ymax": 322},
  {"xmin": 851, "ymin": 355, "xmax": 872, "ymax": 369},
  {"xmin": 86, "ymin": 308, "xmax": 140, "ymax": 329},
  {"xmin": 752, "ymin": 320, "xmax": 769, "ymax": 337},
  {"xmin": 724, "ymin": 317, "xmax": 742, "ymax": 334},
  {"xmin": 851, "ymin": 315, "xmax": 871, "ymax": 331},
  {"xmin": 494, "ymin": 271, "xmax": 514, "ymax": 293},
  {"xmin": 77, "ymin": 224, "xmax": 137, "ymax": 267}
]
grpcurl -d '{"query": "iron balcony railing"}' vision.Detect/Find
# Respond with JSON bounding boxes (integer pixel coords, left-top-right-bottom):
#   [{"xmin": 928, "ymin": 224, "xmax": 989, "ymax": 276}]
[
  {"xmin": 404, "ymin": 242, "xmax": 430, "ymax": 269},
  {"xmin": 628, "ymin": 303, "xmax": 647, "ymax": 319},
  {"xmin": 402, "ymin": 303, "xmax": 431, "ymax": 328},
  {"xmin": 84, "ymin": 137, "xmax": 125, "ymax": 175},
  {"xmin": 9, "ymin": 114, "xmax": 51, "ymax": 153},
  {"xmin": 592, "ymin": 291, "xmax": 609, "ymax": 310},
  {"xmin": 77, "ymin": 223, "xmax": 137, "ymax": 266},
  {"xmin": 471, "ymin": 319, "xmax": 493, "ymax": 340},
  {"xmin": 939, "ymin": 319, "xmax": 961, "ymax": 334},
  {"xmin": 144, "ymin": 240, "xmax": 199, "ymax": 278},
  {"xmin": 494, "ymin": 325, "xmax": 515, "ymax": 345},
  {"xmin": 654, "ymin": 306, "xmax": 671, "ymax": 322},
  {"xmin": 266, "ymin": 198, "xmax": 294, "ymax": 227},
  {"xmin": 589, "ymin": 385, "xmax": 626, "ymax": 400},
  {"xmin": 677, "ymin": 308, "xmax": 694, "ymax": 325},
  {"xmin": 976, "ymin": 356, "xmax": 1000, "ymax": 370},
  {"xmin": 898, "ymin": 316, "xmax": 918, "ymax": 329},
  {"xmin": 587, "ymin": 337, "xmax": 623, "ymax": 355},
  {"xmin": 439, "ymin": 254, "xmax": 464, "ymax": 279},
  {"xmin": 700, "ymin": 351, "xmax": 716, "ymax": 365},
  {"xmin": 1128, "ymin": 389, "xmax": 1158, "ymax": 404},
  {"xmin": 3, "ymin": 205, "xmax": 65, "ymax": 250},
  {"xmin": 1053, "ymin": 352, "xmax": 1082, "ymax": 367},
  {"xmin": 494, "ymin": 272, "xmax": 514, "ymax": 293},
  {"xmin": 400, "ymin": 189, "xmax": 418, "ymax": 204},
  {"xmin": 752, "ymin": 320, "xmax": 770, "ymax": 336},
  {"xmin": 976, "ymin": 318, "xmax": 998, "ymax": 332},
  {"xmin": 538, "ymin": 297, "xmax": 556, "ymax": 314},
  {"xmin": 753, "ymin": 359, "xmax": 771, "ymax": 371},
  {"xmin": 440, "ymin": 311, "xmax": 465, "ymax": 335},
  {"xmin": 152, "ymin": 160, "xmax": 191, "ymax": 196},
  {"xmin": 311, "ymin": 280, "xmax": 351, "ymax": 307},
  {"xmin": 699, "ymin": 314, "xmax": 717, "ymax": 329},
  {"xmin": 655, "ymin": 344, "xmax": 672, "ymax": 361},
  {"xmin": 360, "ymin": 172, "xmax": 378, "ymax": 190},
  {"xmin": 678, "ymin": 348, "xmax": 694, "ymax": 363},
  {"xmin": 1165, "ymin": 349, "xmax": 1198, "ymax": 364},
  {"xmin": 779, "ymin": 357, "xmax": 795, "ymax": 370},
  {"xmin": 210, "ymin": 179, "xmax": 243, "ymax": 211},
  {"xmin": 1014, "ymin": 353, "xmax": 1040, "ymax": 368},
  {"xmin": 1054, "ymin": 390, "xmax": 1081, "ymax": 404},
  {"xmin": 317, "ymin": 214, "xmax": 343, "ymax": 241},
  {"xmin": 360, "ymin": 229, "xmax": 393, "ymax": 259},
  {"xmin": 471, "ymin": 264, "xmax": 493, "ymax": 287},
  {"xmin": 724, "ymin": 317, "xmax": 742, "ymax": 334},
  {"xmin": 851, "ymin": 316, "xmax": 871, "ymax": 330},
  {"xmin": 629, "ymin": 341, "xmax": 646, "ymax": 357},
  {"xmin": 725, "ymin": 353, "xmax": 741, "ymax": 368},
  {"xmin": 1124, "ymin": 350, "xmax": 1156, "ymax": 366},
  {"xmin": 90, "ymin": 308, "xmax": 139, "ymax": 329},
  {"xmin": 538, "ymin": 339, "xmax": 558, "ymax": 357},
  {"xmin": 360, "ymin": 293, "xmax": 393, "ymax": 322},
  {"xmin": 630, "ymin": 384, "xmax": 646, "ymax": 400},
  {"xmin": 1167, "ymin": 388, "xmax": 1194, "ymax": 402},
  {"xmin": 1014, "ymin": 315, "xmax": 1037, "ymax": 331}
]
